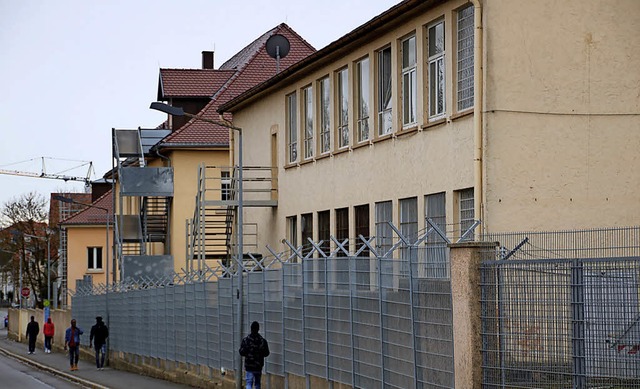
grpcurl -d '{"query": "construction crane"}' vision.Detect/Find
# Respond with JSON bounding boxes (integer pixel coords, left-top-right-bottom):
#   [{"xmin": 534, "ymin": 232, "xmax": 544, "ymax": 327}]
[{"xmin": 0, "ymin": 157, "xmax": 94, "ymax": 188}]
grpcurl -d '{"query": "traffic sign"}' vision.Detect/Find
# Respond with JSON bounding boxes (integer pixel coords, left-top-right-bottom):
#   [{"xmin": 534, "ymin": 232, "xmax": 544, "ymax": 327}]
[{"xmin": 21, "ymin": 287, "xmax": 30, "ymax": 298}]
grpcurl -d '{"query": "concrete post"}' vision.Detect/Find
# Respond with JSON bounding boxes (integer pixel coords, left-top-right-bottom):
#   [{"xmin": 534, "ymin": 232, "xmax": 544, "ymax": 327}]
[{"xmin": 449, "ymin": 241, "xmax": 497, "ymax": 389}]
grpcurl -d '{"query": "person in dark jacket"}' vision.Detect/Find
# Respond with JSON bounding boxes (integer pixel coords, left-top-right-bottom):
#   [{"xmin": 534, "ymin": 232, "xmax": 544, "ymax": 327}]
[
  {"xmin": 89, "ymin": 316, "xmax": 109, "ymax": 370},
  {"xmin": 239, "ymin": 321, "xmax": 270, "ymax": 389},
  {"xmin": 25, "ymin": 316, "xmax": 39, "ymax": 354}
]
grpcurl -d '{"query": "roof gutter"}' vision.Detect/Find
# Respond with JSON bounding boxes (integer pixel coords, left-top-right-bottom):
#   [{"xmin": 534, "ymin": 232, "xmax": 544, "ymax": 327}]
[{"xmin": 471, "ymin": 0, "xmax": 484, "ymax": 232}]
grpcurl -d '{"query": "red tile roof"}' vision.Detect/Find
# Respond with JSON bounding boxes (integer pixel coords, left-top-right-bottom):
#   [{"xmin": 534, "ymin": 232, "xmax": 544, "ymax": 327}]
[
  {"xmin": 155, "ymin": 23, "xmax": 315, "ymax": 149},
  {"xmin": 60, "ymin": 189, "xmax": 114, "ymax": 226},
  {"xmin": 158, "ymin": 69, "xmax": 235, "ymax": 99}
]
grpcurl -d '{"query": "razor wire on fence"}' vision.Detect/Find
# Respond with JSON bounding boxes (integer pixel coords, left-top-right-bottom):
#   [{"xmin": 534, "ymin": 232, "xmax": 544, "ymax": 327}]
[{"xmin": 73, "ymin": 223, "xmax": 456, "ymax": 388}]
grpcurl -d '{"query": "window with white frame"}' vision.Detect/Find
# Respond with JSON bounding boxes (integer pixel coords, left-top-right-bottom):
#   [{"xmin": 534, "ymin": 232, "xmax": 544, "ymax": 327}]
[
  {"xmin": 377, "ymin": 47, "xmax": 392, "ymax": 136},
  {"xmin": 428, "ymin": 21, "xmax": 446, "ymax": 118},
  {"xmin": 401, "ymin": 35, "xmax": 417, "ymax": 127},
  {"xmin": 221, "ymin": 170, "xmax": 231, "ymax": 200},
  {"xmin": 424, "ymin": 192, "xmax": 447, "ymax": 278},
  {"xmin": 356, "ymin": 57, "xmax": 370, "ymax": 143},
  {"xmin": 457, "ymin": 5, "xmax": 474, "ymax": 111},
  {"xmin": 458, "ymin": 188, "xmax": 474, "ymax": 241},
  {"xmin": 287, "ymin": 92, "xmax": 297, "ymax": 163},
  {"xmin": 303, "ymin": 86, "xmax": 314, "ymax": 159},
  {"xmin": 87, "ymin": 247, "xmax": 103, "ymax": 270},
  {"xmin": 337, "ymin": 68, "xmax": 349, "ymax": 148},
  {"xmin": 319, "ymin": 77, "xmax": 331, "ymax": 153}
]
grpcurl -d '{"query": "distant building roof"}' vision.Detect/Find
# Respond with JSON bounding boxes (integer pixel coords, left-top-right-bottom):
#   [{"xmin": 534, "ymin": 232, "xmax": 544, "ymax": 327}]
[
  {"xmin": 158, "ymin": 69, "xmax": 235, "ymax": 99},
  {"xmin": 154, "ymin": 23, "xmax": 315, "ymax": 150},
  {"xmin": 60, "ymin": 189, "xmax": 113, "ymax": 226}
]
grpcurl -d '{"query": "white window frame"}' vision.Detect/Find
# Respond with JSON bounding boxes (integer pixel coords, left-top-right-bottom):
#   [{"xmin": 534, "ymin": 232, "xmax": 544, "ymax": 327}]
[
  {"xmin": 87, "ymin": 247, "xmax": 103, "ymax": 270},
  {"xmin": 221, "ymin": 170, "xmax": 231, "ymax": 201},
  {"xmin": 401, "ymin": 35, "xmax": 417, "ymax": 127},
  {"xmin": 303, "ymin": 86, "xmax": 314, "ymax": 159},
  {"xmin": 459, "ymin": 188, "xmax": 474, "ymax": 241},
  {"xmin": 457, "ymin": 5, "xmax": 474, "ymax": 111},
  {"xmin": 337, "ymin": 68, "xmax": 349, "ymax": 149},
  {"xmin": 287, "ymin": 92, "xmax": 298, "ymax": 163},
  {"xmin": 428, "ymin": 20, "xmax": 446, "ymax": 119},
  {"xmin": 377, "ymin": 46, "xmax": 393, "ymax": 136},
  {"xmin": 356, "ymin": 57, "xmax": 370, "ymax": 143},
  {"xmin": 319, "ymin": 77, "xmax": 331, "ymax": 154}
]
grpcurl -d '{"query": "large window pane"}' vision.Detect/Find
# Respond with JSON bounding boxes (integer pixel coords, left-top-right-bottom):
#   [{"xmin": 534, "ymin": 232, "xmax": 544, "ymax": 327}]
[
  {"xmin": 318, "ymin": 210, "xmax": 330, "ymax": 255},
  {"xmin": 377, "ymin": 47, "xmax": 392, "ymax": 136},
  {"xmin": 335, "ymin": 208, "xmax": 349, "ymax": 257},
  {"xmin": 402, "ymin": 36, "xmax": 417, "ymax": 126},
  {"xmin": 356, "ymin": 57, "xmax": 370, "ymax": 142},
  {"xmin": 428, "ymin": 21, "xmax": 446, "ymax": 118},
  {"xmin": 337, "ymin": 68, "xmax": 349, "ymax": 148},
  {"xmin": 303, "ymin": 86, "xmax": 314, "ymax": 159},
  {"xmin": 301, "ymin": 213, "xmax": 313, "ymax": 256},
  {"xmin": 375, "ymin": 201, "xmax": 392, "ymax": 256},
  {"xmin": 319, "ymin": 77, "xmax": 331, "ymax": 153},
  {"xmin": 459, "ymin": 188, "xmax": 474, "ymax": 241},
  {"xmin": 287, "ymin": 93, "xmax": 297, "ymax": 163},
  {"xmin": 457, "ymin": 5, "xmax": 474, "ymax": 111}
]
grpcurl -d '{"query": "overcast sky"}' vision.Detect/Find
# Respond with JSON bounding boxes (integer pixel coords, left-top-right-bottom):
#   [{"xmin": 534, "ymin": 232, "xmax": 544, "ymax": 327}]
[{"xmin": 0, "ymin": 0, "xmax": 398, "ymax": 209}]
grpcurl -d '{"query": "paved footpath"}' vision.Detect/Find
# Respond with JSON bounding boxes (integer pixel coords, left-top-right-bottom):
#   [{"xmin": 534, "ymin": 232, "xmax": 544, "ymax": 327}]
[{"xmin": 0, "ymin": 327, "xmax": 196, "ymax": 389}]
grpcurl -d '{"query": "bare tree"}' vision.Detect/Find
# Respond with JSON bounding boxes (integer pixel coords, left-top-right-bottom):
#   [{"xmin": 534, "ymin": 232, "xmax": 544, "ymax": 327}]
[{"xmin": 0, "ymin": 192, "xmax": 56, "ymax": 308}]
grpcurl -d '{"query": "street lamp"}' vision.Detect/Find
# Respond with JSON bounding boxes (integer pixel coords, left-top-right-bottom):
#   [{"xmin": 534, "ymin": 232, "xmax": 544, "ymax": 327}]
[{"xmin": 150, "ymin": 102, "xmax": 245, "ymax": 389}]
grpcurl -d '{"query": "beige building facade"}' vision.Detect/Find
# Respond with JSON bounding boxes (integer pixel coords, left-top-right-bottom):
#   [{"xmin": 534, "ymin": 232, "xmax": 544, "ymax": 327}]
[{"xmin": 220, "ymin": 0, "xmax": 640, "ymax": 255}]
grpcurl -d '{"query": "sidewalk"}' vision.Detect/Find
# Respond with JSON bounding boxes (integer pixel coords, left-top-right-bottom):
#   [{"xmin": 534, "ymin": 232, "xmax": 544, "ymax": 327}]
[{"xmin": 0, "ymin": 327, "xmax": 195, "ymax": 389}]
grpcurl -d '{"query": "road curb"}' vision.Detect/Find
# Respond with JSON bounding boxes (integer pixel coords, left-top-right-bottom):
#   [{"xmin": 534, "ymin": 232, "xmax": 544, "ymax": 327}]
[{"xmin": 0, "ymin": 346, "xmax": 110, "ymax": 389}]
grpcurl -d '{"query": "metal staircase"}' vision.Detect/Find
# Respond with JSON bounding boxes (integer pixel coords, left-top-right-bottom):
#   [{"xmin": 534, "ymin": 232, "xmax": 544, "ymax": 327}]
[{"xmin": 187, "ymin": 164, "xmax": 275, "ymax": 270}]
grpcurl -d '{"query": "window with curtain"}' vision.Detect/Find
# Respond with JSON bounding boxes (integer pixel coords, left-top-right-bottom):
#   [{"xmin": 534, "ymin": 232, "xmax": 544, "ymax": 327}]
[
  {"xmin": 428, "ymin": 21, "xmax": 446, "ymax": 118},
  {"xmin": 303, "ymin": 86, "xmax": 314, "ymax": 159},
  {"xmin": 319, "ymin": 77, "xmax": 331, "ymax": 153},
  {"xmin": 401, "ymin": 35, "xmax": 417, "ymax": 126},
  {"xmin": 356, "ymin": 57, "xmax": 370, "ymax": 143},
  {"xmin": 337, "ymin": 68, "xmax": 349, "ymax": 148},
  {"xmin": 287, "ymin": 92, "xmax": 298, "ymax": 163},
  {"xmin": 377, "ymin": 47, "xmax": 392, "ymax": 136}
]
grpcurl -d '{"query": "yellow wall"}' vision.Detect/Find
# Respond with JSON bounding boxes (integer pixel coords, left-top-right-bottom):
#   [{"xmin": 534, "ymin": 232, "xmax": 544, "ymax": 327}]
[
  {"xmin": 482, "ymin": 0, "xmax": 640, "ymax": 231},
  {"xmin": 65, "ymin": 225, "xmax": 112, "ymax": 298},
  {"xmin": 168, "ymin": 149, "xmax": 229, "ymax": 271}
]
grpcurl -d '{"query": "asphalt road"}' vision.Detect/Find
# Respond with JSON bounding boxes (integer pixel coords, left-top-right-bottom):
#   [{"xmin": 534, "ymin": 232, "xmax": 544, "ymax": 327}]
[{"xmin": 0, "ymin": 351, "xmax": 84, "ymax": 389}]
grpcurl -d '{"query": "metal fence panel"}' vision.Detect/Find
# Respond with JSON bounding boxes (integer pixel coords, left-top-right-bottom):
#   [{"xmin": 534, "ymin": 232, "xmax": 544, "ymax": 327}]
[
  {"xmin": 218, "ymin": 277, "xmax": 234, "ymax": 370},
  {"xmin": 264, "ymin": 268, "xmax": 284, "ymax": 375},
  {"xmin": 284, "ymin": 263, "xmax": 304, "ymax": 377},
  {"xmin": 481, "ymin": 257, "xmax": 640, "ymax": 389}
]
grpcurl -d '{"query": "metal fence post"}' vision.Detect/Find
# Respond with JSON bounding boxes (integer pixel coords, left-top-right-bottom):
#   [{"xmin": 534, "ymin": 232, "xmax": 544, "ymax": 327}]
[{"xmin": 572, "ymin": 259, "xmax": 586, "ymax": 388}]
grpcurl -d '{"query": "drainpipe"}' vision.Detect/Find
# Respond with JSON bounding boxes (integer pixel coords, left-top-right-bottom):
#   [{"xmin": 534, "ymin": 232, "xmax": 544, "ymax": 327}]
[{"xmin": 471, "ymin": 0, "xmax": 484, "ymax": 231}]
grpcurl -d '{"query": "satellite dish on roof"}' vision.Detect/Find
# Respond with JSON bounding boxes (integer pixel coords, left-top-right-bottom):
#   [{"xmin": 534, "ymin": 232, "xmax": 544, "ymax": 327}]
[{"xmin": 266, "ymin": 34, "xmax": 290, "ymax": 73}]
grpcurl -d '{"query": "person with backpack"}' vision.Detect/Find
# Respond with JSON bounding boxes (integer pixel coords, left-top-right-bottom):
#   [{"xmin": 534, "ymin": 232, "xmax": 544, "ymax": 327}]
[
  {"xmin": 64, "ymin": 319, "xmax": 83, "ymax": 371},
  {"xmin": 239, "ymin": 321, "xmax": 270, "ymax": 389},
  {"xmin": 89, "ymin": 316, "xmax": 109, "ymax": 370}
]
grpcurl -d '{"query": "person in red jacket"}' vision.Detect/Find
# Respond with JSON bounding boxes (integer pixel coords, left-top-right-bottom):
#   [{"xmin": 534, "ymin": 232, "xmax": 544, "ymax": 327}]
[{"xmin": 43, "ymin": 318, "xmax": 55, "ymax": 353}]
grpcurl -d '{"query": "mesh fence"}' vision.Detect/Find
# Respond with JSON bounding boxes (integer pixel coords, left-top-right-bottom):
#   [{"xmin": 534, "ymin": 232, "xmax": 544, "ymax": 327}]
[
  {"xmin": 72, "ymin": 229, "xmax": 455, "ymax": 388},
  {"xmin": 480, "ymin": 227, "xmax": 640, "ymax": 388}
]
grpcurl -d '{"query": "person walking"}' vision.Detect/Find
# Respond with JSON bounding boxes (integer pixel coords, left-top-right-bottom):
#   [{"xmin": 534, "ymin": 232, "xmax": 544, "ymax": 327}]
[
  {"xmin": 25, "ymin": 316, "xmax": 39, "ymax": 355},
  {"xmin": 89, "ymin": 316, "xmax": 109, "ymax": 370},
  {"xmin": 239, "ymin": 321, "xmax": 270, "ymax": 389},
  {"xmin": 43, "ymin": 317, "xmax": 55, "ymax": 353},
  {"xmin": 64, "ymin": 319, "xmax": 83, "ymax": 371}
]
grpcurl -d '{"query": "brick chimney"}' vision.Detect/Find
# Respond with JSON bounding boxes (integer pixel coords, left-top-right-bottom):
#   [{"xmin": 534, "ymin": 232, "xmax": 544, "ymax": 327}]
[{"xmin": 202, "ymin": 51, "xmax": 214, "ymax": 69}]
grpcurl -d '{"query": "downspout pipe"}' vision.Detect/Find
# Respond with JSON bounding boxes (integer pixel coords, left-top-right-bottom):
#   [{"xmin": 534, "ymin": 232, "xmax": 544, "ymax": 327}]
[{"xmin": 471, "ymin": 0, "xmax": 484, "ymax": 232}]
